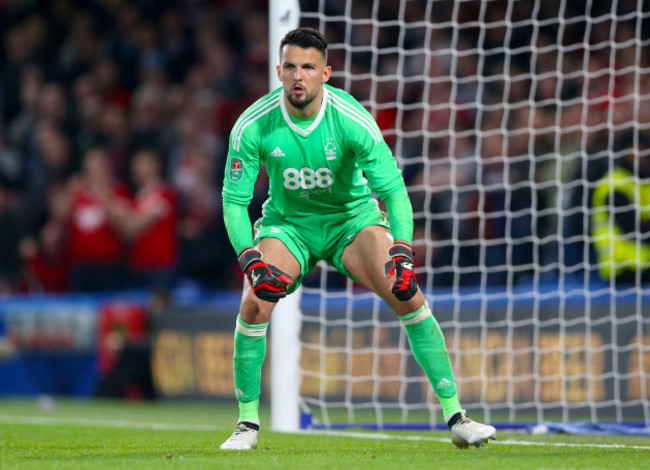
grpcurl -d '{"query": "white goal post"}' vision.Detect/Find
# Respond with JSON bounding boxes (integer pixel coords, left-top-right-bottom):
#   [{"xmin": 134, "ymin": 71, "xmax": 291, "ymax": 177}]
[
  {"xmin": 269, "ymin": 0, "xmax": 302, "ymax": 433},
  {"xmin": 270, "ymin": 0, "xmax": 650, "ymax": 430}
]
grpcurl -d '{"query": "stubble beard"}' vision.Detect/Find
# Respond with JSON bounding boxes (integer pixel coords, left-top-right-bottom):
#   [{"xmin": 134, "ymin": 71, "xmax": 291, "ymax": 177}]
[{"xmin": 287, "ymin": 86, "xmax": 319, "ymax": 110}]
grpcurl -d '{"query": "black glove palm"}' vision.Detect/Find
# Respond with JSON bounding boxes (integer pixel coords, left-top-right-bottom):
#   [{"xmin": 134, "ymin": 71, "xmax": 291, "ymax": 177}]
[
  {"xmin": 384, "ymin": 243, "xmax": 418, "ymax": 301},
  {"xmin": 239, "ymin": 248, "xmax": 293, "ymax": 302}
]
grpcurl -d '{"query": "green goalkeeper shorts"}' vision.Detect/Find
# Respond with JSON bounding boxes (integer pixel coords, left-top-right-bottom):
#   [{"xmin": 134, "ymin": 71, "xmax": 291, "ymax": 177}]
[{"xmin": 253, "ymin": 206, "xmax": 390, "ymax": 294}]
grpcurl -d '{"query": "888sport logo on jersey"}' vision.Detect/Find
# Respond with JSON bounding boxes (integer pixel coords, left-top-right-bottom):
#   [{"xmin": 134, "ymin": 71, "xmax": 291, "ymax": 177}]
[{"xmin": 282, "ymin": 167, "xmax": 334, "ymax": 198}]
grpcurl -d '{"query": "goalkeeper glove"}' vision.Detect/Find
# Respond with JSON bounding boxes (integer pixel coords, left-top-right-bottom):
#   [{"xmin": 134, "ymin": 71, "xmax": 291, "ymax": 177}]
[
  {"xmin": 384, "ymin": 243, "xmax": 418, "ymax": 301},
  {"xmin": 238, "ymin": 248, "xmax": 293, "ymax": 303}
]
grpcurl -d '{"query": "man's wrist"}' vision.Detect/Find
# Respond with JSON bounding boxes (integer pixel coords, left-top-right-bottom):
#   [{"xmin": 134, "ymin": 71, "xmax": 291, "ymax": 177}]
[
  {"xmin": 238, "ymin": 247, "xmax": 262, "ymax": 272},
  {"xmin": 389, "ymin": 242, "xmax": 414, "ymax": 260}
]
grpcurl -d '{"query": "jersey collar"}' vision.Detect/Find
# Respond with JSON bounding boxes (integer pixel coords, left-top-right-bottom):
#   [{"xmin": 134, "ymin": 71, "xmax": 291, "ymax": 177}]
[{"xmin": 279, "ymin": 86, "xmax": 329, "ymax": 136}]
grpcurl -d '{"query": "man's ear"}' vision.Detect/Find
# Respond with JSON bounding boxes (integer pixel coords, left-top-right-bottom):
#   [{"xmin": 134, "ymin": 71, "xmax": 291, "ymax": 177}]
[{"xmin": 322, "ymin": 65, "xmax": 331, "ymax": 84}]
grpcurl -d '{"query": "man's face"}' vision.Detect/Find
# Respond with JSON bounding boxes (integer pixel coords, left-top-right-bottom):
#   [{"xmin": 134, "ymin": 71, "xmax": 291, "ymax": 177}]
[
  {"xmin": 277, "ymin": 45, "xmax": 330, "ymax": 112},
  {"xmin": 132, "ymin": 152, "xmax": 159, "ymax": 187},
  {"xmin": 84, "ymin": 150, "xmax": 111, "ymax": 183}
]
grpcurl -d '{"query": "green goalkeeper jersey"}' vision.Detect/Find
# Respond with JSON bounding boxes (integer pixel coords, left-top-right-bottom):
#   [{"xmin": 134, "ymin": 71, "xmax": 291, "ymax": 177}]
[{"xmin": 222, "ymin": 84, "xmax": 413, "ymax": 254}]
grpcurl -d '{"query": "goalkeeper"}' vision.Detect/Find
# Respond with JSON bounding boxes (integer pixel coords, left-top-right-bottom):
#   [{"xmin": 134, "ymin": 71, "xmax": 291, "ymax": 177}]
[{"xmin": 220, "ymin": 27, "xmax": 496, "ymax": 450}]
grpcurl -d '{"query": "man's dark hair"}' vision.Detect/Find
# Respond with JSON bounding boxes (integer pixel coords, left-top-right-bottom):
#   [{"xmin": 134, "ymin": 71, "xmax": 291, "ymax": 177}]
[{"xmin": 279, "ymin": 27, "xmax": 327, "ymax": 61}]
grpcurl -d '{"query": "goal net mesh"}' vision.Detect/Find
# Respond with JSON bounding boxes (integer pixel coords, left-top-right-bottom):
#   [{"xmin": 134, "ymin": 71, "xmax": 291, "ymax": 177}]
[{"xmin": 295, "ymin": 0, "xmax": 650, "ymax": 427}]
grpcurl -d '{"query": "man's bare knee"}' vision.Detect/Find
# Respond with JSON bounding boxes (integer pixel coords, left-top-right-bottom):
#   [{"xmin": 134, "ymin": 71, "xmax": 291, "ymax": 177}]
[
  {"xmin": 239, "ymin": 290, "xmax": 274, "ymax": 325},
  {"xmin": 255, "ymin": 238, "xmax": 301, "ymax": 280}
]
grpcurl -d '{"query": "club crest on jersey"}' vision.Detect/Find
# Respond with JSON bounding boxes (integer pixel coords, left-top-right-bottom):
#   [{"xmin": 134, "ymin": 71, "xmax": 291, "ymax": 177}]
[
  {"xmin": 325, "ymin": 138, "xmax": 337, "ymax": 160},
  {"xmin": 229, "ymin": 157, "xmax": 244, "ymax": 182}
]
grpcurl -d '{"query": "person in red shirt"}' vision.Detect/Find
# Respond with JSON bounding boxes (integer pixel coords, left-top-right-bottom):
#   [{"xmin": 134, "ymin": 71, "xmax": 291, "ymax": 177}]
[
  {"xmin": 52, "ymin": 147, "xmax": 130, "ymax": 291},
  {"xmin": 19, "ymin": 221, "xmax": 70, "ymax": 293},
  {"xmin": 115, "ymin": 148, "xmax": 178, "ymax": 290}
]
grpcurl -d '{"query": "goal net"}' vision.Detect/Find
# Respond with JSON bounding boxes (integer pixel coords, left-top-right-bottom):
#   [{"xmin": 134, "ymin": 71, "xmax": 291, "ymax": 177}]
[{"xmin": 293, "ymin": 0, "xmax": 650, "ymax": 428}]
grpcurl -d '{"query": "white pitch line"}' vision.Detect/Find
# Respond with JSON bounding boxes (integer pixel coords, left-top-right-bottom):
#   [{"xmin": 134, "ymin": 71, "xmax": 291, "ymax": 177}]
[
  {"xmin": 308, "ymin": 430, "xmax": 650, "ymax": 451},
  {"xmin": 0, "ymin": 415, "xmax": 220, "ymax": 431},
  {"xmin": 2, "ymin": 415, "xmax": 650, "ymax": 451}
]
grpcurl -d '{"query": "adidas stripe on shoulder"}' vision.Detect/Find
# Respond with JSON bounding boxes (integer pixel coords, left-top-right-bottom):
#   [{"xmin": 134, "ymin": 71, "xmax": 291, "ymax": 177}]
[
  {"xmin": 230, "ymin": 89, "xmax": 282, "ymax": 151},
  {"xmin": 327, "ymin": 88, "xmax": 383, "ymax": 144}
]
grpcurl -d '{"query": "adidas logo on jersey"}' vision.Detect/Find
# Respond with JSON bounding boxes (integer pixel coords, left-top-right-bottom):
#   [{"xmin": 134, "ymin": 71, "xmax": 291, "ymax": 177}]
[{"xmin": 270, "ymin": 146, "xmax": 285, "ymax": 157}]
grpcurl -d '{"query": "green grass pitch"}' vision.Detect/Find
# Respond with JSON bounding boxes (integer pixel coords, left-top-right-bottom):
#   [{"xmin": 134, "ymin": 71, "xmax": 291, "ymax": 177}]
[{"xmin": 0, "ymin": 399, "xmax": 648, "ymax": 469}]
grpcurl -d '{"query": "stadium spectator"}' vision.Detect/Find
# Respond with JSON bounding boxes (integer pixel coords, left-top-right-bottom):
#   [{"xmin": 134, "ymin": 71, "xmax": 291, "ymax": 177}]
[
  {"xmin": 0, "ymin": 123, "xmax": 23, "ymax": 193},
  {"xmin": 159, "ymin": 6, "xmax": 197, "ymax": 84},
  {"xmin": 22, "ymin": 121, "xmax": 77, "ymax": 236},
  {"xmin": 6, "ymin": 64, "xmax": 44, "ymax": 153},
  {"xmin": 100, "ymin": 104, "xmax": 136, "ymax": 182},
  {"xmin": 0, "ymin": 185, "xmax": 22, "ymax": 292},
  {"xmin": 130, "ymin": 83, "xmax": 174, "ymax": 156},
  {"xmin": 171, "ymin": 142, "xmax": 229, "ymax": 286},
  {"xmin": 52, "ymin": 147, "xmax": 130, "ymax": 292},
  {"xmin": 114, "ymin": 148, "xmax": 179, "ymax": 291},
  {"xmin": 94, "ymin": 57, "xmax": 131, "ymax": 108},
  {"xmin": 18, "ymin": 221, "xmax": 70, "ymax": 293},
  {"xmin": 17, "ymin": 122, "xmax": 75, "ymax": 293}
]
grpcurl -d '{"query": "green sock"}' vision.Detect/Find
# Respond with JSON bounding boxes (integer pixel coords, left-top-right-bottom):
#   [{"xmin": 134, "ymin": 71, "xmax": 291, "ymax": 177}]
[
  {"xmin": 233, "ymin": 316, "xmax": 268, "ymax": 424},
  {"xmin": 238, "ymin": 398, "xmax": 260, "ymax": 423},
  {"xmin": 438, "ymin": 395, "xmax": 462, "ymax": 421},
  {"xmin": 400, "ymin": 301, "xmax": 463, "ymax": 421}
]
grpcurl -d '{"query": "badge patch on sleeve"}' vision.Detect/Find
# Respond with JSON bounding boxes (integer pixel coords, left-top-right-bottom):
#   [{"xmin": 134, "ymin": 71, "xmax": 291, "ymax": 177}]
[{"xmin": 229, "ymin": 157, "xmax": 244, "ymax": 182}]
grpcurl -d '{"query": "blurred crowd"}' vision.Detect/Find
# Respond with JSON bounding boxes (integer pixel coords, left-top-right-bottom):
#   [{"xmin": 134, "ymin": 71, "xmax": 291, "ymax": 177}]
[
  {"xmin": 0, "ymin": 0, "xmax": 271, "ymax": 293},
  {"xmin": 0, "ymin": 0, "xmax": 649, "ymax": 294},
  {"xmin": 304, "ymin": 0, "xmax": 650, "ymax": 288}
]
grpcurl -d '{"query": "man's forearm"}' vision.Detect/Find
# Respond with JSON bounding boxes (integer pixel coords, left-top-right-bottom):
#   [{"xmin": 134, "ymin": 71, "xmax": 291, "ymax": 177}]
[
  {"xmin": 223, "ymin": 200, "xmax": 255, "ymax": 254},
  {"xmin": 383, "ymin": 190, "xmax": 414, "ymax": 245}
]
